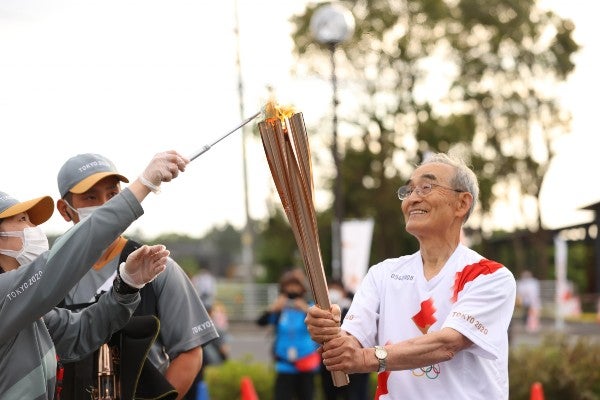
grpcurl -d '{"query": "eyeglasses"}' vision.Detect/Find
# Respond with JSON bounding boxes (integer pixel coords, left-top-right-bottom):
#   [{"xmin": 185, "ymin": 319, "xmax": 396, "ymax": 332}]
[{"xmin": 397, "ymin": 182, "xmax": 464, "ymax": 200}]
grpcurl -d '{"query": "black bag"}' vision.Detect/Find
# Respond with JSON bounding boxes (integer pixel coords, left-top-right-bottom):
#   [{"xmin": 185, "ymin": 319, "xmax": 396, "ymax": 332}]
[{"xmin": 58, "ymin": 239, "xmax": 177, "ymax": 400}]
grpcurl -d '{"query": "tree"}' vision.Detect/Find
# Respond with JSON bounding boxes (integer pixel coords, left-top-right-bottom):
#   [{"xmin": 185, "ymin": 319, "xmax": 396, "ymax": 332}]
[
  {"xmin": 290, "ymin": 0, "xmax": 578, "ymax": 267},
  {"xmin": 255, "ymin": 208, "xmax": 304, "ymax": 282}
]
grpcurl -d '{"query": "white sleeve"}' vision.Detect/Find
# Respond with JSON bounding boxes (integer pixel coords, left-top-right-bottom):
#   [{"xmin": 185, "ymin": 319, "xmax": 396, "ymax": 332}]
[
  {"xmin": 341, "ymin": 265, "xmax": 382, "ymax": 349},
  {"xmin": 442, "ymin": 267, "xmax": 516, "ymax": 360}
]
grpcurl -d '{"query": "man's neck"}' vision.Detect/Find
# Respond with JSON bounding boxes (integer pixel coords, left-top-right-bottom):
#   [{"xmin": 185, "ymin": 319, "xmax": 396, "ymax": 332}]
[{"xmin": 419, "ymin": 239, "xmax": 460, "ymax": 280}]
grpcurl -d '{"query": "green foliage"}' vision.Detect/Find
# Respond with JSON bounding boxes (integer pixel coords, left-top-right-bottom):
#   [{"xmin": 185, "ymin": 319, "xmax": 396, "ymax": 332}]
[
  {"xmin": 289, "ymin": 0, "xmax": 579, "ymax": 262},
  {"xmin": 204, "ymin": 358, "xmax": 274, "ymax": 400},
  {"xmin": 509, "ymin": 334, "xmax": 600, "ymax": 400},
  {"xmin": 201, "ymin": 336, "xmax": 600, "ymax": 400},
  {"xmin": 204, "ymin": 359, "xmax": 378, "ymax": 400},
  {"xmin": 255, "ymin": 208, "xmax": 303, "ymax": 282}
]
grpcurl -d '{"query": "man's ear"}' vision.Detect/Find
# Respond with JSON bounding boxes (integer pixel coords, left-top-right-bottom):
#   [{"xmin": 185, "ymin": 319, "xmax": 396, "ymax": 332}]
[
  {"xmin": 56, "ymin": 198, "xmax": 72, "ymax": 222},
  {"xmin": 455, "ymin": 192, "xmax": 473, "ymax": 220}
]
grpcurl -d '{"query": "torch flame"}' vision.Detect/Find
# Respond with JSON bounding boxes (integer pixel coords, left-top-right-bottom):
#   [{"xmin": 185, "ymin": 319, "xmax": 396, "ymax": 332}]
[{"xmin": 262, "ymin": 98, "xmax": 296, "ymax": 124}]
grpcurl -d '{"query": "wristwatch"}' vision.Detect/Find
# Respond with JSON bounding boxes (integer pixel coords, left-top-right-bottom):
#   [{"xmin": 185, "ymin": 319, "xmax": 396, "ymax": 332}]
[
  {"xmin": 374, "ymin": 345, "xmax": 388, "ymax": 373},
  {"xmin": 113, "ymin": 271, "xmax": 139, "ymax": 295}
]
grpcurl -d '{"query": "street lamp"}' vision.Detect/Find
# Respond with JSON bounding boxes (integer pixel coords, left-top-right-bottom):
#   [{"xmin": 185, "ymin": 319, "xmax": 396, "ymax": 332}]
[{"xmin": 310, "ymin": 3, "xmax": 355, "ymax": 282}]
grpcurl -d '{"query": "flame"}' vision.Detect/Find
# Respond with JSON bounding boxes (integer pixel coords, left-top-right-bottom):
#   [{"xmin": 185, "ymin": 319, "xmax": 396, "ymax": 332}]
[{"xmin": 263, "ymin": 98, "xmax": 296, "ymax": 124}]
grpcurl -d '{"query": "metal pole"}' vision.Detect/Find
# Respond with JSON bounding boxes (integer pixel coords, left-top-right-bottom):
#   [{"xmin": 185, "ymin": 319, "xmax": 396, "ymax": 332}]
[
  {"xmin": 234, "ymin": 0, "xmax": 254, "ymax": 283},
  {"xmin": 329, "ymin": 43, "xmax": 343, "ymax": 282}
]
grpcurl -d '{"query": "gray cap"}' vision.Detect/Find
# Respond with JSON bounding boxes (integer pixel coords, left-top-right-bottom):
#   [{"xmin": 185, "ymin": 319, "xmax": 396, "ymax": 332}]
[
  {"xmin": 0, "ymin": 191, "xmax": 54, "ymax": 225},
  {"xmin": 57, "ymin": 153, "xmax": 129, "ymax": 198}
]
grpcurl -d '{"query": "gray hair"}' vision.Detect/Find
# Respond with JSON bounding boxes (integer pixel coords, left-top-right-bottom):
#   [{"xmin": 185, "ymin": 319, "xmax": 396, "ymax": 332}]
[{"xmin": 420, "ymin": 153, "xmax": 479, "ymax": 222}]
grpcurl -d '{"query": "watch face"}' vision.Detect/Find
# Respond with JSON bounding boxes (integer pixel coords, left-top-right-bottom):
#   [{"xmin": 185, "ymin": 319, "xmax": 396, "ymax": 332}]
[{"xmin": 375, "ymin": 346, "xmax": 387, "ymax": 359}]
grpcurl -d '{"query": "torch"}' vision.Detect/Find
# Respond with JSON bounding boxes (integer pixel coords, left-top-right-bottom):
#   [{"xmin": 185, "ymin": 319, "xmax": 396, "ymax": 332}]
[
  {"xmin": 258, "ymin": 101, "xmax": 349, "ymax": 387},
  {"xmin": 96, "ymin": 343, "xmax": 117, "ymax": 400}
]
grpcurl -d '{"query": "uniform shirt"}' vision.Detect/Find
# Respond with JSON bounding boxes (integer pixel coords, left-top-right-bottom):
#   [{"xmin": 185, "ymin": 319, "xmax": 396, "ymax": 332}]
[
  {"xmin": 0, "ymin": 189, "xmax": 143, "ymax": 399},
  {"xmin": 61, "ymin": 242, "xmax": 219, "ymax": 373},
  {"xmin": 342, "ymin": 244, "xmax": 516, "ymax": 400}
]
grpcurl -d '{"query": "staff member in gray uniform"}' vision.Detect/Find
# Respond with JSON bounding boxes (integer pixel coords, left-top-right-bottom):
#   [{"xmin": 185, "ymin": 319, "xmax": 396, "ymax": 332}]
[
  {"xmin": 0, "ymin": 150, "xmax": 189, "ymax": 399},
  {"xmin": 55, "ymin": 153, "xmax": 219, "ymax": 399}
]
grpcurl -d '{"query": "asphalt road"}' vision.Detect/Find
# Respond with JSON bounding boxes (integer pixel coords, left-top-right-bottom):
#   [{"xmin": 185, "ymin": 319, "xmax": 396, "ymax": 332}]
[{"xmin": 226, "ymin": 318, "xmax": 600, "ymax": 365}]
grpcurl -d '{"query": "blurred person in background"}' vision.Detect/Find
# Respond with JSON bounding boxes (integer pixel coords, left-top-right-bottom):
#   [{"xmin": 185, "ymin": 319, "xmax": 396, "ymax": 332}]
[
  {"xmin": 516, "ymin": 270, "xmax": 541, "ymax": 333},
  {"xmin": 192, "ymin": 268, "xmax": 217, "ymax": 309},
  {"xmin": 257, "ymin": 269, "xmax": 321, "ymax": 400}
]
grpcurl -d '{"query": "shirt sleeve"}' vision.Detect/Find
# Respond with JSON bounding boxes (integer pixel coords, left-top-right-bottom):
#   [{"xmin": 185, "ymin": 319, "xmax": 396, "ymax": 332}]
[
  {"xmin": 44, "ymin": 288, "xmax": 140, "ymax": 362},
  {"xmin": 153, "ymin": 258, "xmax": 220, "ymax": 360},
  {"xmin": 0, "ymin": 189, "xmax": 143, "ymax": 344},
  {"xmin": 340, "ymin": 264, "xmax": 382, "ymax": 349},
  {"xmin": 442, "ymin": 267, "xmax": 516, "ymax": 360}
]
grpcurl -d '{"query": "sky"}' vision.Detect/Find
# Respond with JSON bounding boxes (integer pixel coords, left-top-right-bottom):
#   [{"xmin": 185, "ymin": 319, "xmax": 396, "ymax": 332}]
[{"xmin": 0, "ymin": 0, "xmax": 597, "ymax": 238}]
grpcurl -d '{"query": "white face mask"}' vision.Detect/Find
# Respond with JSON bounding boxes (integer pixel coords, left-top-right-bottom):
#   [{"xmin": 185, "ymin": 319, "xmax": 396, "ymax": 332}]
[
  {"xmin": 0, "ymin": 226, "xmax": 50, "ymax": 266},
  {"xmin": 65, "ymin": 202, "xmax": 101, "ymax": 222},
  {"xmin": 328, "ymin": 289, "xmax": 344, "ymax": 305}
]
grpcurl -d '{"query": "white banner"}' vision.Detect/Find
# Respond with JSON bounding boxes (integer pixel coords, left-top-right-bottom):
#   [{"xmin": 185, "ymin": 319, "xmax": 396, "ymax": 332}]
[{"xmin": 341, "ymin": 219, "xmax": 374, "ymax": 294}]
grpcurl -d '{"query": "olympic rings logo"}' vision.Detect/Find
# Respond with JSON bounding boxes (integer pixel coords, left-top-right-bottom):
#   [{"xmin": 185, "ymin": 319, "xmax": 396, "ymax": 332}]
[{"xmin": 411, "ymin": 363, "xmax": 440, "ymax": 379}]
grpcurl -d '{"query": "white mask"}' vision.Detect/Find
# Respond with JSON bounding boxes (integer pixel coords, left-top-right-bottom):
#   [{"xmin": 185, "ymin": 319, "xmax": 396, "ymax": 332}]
[
  {"xmin": 328, "ymin": 289, "xmax": 344, "ymax": 305},
  {"xmin": 65, "ymin": 202, "xmax": 101, "ymax": 222},
  {"xmin": 0, "ymin": 226, "xmax": 49, "ymax": 266}
]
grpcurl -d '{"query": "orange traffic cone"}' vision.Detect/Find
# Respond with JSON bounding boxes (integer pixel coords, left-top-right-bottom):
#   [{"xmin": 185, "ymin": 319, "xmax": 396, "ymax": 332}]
[
  {"xmin": 530, "ymin": 381, "xmax": 544, "ymax": 400},
  {"xmin": 240, "ymin": 376, "xmax": 259, "ymax": 400}
]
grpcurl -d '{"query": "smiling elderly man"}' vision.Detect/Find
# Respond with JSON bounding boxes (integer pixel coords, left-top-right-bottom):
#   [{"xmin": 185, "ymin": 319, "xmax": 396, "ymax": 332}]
[{"xmin": 305, "ymin": 153, "xmax": 516, "ymax": 400}]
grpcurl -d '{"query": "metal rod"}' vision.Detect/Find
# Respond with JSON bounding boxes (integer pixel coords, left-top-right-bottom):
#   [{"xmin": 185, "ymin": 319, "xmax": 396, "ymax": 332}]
[{"xmin": 189, "ymin": 110, "xmax": 261, "ymax": 161}]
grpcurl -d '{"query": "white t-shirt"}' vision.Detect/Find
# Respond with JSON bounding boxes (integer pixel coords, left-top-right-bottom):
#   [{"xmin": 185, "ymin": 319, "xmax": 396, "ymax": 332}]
[{"xmin": 342, "ymin": 244, "xmax": 516, "ymax": 400}]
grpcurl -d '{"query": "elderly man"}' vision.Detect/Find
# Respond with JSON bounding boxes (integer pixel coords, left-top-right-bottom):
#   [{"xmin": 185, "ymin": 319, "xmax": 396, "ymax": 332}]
[{"xmin": 306, "ymin": 153, "xmax": 516, "ymax": 400}]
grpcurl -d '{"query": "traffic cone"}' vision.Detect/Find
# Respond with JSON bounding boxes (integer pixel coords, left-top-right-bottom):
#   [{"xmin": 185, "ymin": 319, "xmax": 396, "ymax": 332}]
[
  {"xmin": 530, "ymin": 381, "xmax": 544, "ymax": 400},
  {"xmin": 240, "ymin": 376, "xmax": 259, "ymax": 400}
]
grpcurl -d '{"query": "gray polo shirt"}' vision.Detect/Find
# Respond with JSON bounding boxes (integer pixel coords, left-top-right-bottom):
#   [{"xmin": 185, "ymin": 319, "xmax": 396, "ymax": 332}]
[{"xmin": 62, "ymin": 244, "xmax": 219, "ymax": 373}]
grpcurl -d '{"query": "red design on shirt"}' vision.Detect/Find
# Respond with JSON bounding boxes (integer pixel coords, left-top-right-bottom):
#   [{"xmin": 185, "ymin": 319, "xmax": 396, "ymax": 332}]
[
  {"xmin": 412, "ymin": 298, "xmax": 437, "ymax": 334},
  {"xmin": 374, "ymin": 371, "xmax": 391, "ymax": 399},
  {"xmin": 452, "ymin": 259, "xmax": 503, "ymax": 302}
]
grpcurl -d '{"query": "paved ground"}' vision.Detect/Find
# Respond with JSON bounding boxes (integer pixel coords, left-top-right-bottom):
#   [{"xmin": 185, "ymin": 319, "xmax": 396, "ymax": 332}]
[{"xmin": 226, "ymin": 318, "xmax": 600, "ymax": 365}]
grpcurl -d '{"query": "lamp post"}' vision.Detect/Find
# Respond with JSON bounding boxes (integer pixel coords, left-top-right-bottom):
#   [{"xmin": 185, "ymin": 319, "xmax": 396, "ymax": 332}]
[
  {"xmin": 234, "ymin": 0, "xmax": 254, "ymax": 283},
  {"xmin": 310, "ymin": 3, "xmax": 355, "ymax": 282}
]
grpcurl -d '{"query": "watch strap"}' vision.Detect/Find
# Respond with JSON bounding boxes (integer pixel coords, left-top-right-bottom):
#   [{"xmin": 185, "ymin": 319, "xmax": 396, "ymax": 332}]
[
  {"xmin": 374, "ymin": 345, "xmax": 387, "ymax": 373},
  {"xmin": 114, "ymin": 269, "xmax": 140, "ymax": 295}
]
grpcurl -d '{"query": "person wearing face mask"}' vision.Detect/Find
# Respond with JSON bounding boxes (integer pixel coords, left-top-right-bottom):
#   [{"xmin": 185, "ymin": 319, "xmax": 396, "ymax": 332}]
[
  {"xmin": 256, "ymin": 269, "xmax": 321, "ymax": 400},
  {"xmin": 0, "ymin": 149, "xmax": 189, "ymax": 399},
  {"xmin": 54, "ymin": 153, "xmax": 218, "ymax": 400}
]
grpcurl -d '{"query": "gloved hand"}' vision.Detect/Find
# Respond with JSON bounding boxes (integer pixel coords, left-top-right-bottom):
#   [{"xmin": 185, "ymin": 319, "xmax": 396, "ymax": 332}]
[
  {"xmin": 119, "ymin": 244, "xmax": 170, "ymax": 289},
  {"xmin": 139, "ymin": 151, "xmax": 189, "ymax": 193}
]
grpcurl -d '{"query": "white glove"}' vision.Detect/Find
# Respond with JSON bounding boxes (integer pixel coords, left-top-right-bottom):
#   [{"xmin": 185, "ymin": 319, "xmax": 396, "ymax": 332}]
[
  {"xmin": 119, "ymin": 244, "xmax": 170, "ymax": 289},
  {"xmin": 139, "ymin": 151, "xmax": 189, "ymax": 193}
]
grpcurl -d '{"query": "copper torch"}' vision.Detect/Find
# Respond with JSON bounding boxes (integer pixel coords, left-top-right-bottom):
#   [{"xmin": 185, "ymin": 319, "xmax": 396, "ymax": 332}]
[
  {"xmin": 258, "ymin": 100, "xmax": 350, "ymax": 387},
  {"xmin": 96, "ymin": 343, "xmax": 117, "ymax": 400}
]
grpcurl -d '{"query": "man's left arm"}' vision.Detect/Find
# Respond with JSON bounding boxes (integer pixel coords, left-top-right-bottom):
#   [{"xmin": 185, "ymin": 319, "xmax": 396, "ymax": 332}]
[
  {"xmin": 156, "ymin": 259, "xmax": 219, "ymax": 398},
  {"xmin": 321, "ymin": 326, "xmax": 472, "ymax": 374},
  {"xmin": 164, "ymin": 346, "xmax": 203, "ymax": 399}
]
